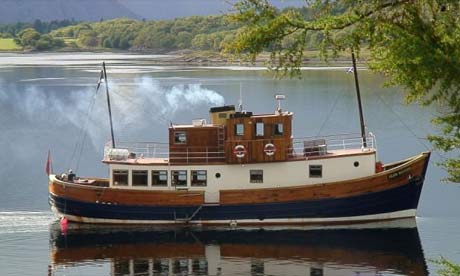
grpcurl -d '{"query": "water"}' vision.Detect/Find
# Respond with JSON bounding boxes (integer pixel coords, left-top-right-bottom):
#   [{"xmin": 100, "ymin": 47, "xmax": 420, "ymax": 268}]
[{"xmin": 0, "ymin": 53, "xmax": 459, "ymax": 275}]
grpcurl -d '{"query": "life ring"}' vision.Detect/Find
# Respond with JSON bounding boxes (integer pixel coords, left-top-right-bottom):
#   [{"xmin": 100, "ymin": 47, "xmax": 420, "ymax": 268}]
[
  {"xmin": 264, "ymin": 143, "xmax": 276, "ymax": 156},
  {"xmin": 233, "ymin": 145, "xmax": 246, "ymax": 158}
]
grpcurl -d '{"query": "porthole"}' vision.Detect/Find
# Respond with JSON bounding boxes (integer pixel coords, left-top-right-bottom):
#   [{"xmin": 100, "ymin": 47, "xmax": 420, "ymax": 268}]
[
  {"xmin": 215, "ymin": 172, "xmax": 221, "ymax": 178},
  {"xmin": 354, "ymin": 161, "xmax": 360, "ymax": 167}
]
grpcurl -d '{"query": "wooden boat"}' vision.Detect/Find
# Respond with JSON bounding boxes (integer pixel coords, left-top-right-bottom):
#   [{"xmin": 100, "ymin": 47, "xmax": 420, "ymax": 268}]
[
  {"xmin": 48, "ymin": 60, "xmax": 430, "ymax": 225},
  {"xmin": 49, "ymin": 220, "xmax": 428, "ymax": 276}
]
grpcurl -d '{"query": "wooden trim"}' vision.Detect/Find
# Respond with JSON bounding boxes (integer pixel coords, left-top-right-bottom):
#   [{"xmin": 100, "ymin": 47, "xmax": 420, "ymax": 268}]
[
  {"xmin": 219, "ymin": 152, "xmax": 429, "ymax": 205},
  {"xmin": 51, "ymin": 152, "xmax": 429, "ymax": 207},
  {"xmin": 49, "ymin": 176, "xmax": 204, "ymax": 206}
]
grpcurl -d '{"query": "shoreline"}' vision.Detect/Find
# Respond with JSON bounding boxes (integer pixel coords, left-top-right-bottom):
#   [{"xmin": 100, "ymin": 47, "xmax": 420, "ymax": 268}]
[{"xmin": 0, "ymin": 49, "xmax": 367, "ymax": 68}]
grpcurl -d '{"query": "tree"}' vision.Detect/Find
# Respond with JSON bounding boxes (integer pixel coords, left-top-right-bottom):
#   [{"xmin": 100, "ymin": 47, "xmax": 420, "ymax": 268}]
[
  {"xmin": 15, "ymin": 28, "xmax": 40, "ymax": 48},
  {"xmin": 225, "ymin": 0, "xmax": 460, "ymax": 182}
]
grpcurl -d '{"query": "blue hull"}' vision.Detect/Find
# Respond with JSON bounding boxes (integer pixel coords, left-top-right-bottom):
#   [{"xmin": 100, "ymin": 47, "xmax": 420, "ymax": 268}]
[{"xmin": 49, "ymin": 175, "xmax": 425, "ymax": 223}]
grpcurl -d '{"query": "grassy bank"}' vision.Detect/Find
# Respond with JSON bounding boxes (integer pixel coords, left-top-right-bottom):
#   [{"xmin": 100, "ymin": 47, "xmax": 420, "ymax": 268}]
[{"xmin": 0, "ymin": 38, "xmax": 20, "ymax": 50}]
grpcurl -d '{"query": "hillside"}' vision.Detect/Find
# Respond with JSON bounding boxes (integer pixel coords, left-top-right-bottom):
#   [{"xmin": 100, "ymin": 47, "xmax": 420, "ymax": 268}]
[
  {"xmin": 0, "ymin": 0, "xmax": 304, "ymax": 23},
  {"xmin": 0, "ymin": 0, "xmax": 139, "ymax": 23}
]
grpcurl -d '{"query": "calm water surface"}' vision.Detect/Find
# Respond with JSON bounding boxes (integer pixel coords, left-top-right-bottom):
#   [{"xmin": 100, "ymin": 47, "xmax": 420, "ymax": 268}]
[{"xmin": 0, "ymin": 53, "xmax": 459, "ymax": 275}]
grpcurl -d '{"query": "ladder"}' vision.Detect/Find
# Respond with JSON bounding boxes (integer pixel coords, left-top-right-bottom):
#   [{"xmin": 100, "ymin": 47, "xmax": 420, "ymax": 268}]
[
  {"xmin": 174, "ymin": 205, "xmax": 203, "ymax": 224},
  {"xmin": 217, "ymin": 125, "xmax": 225, "ymax": 159}
]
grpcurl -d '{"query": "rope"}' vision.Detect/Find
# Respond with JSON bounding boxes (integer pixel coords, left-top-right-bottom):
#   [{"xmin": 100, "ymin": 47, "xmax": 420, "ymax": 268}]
[
  {"xmin": 316, "ymin": 87, "xmax": 345, "ymax": 136},
  {"xmin": 375, "ymin": 92, "xmax": 444, "ymax": 159},
  {"xmin": 67, "ymin": 85, "xmax": 100, "ymax": 172}
]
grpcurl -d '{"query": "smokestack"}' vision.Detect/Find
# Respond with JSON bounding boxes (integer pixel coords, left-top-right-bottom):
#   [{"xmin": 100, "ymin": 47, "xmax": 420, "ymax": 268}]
[{"xmin": 209, "ymin": 105, "xmax": 235, "ymax": 125}]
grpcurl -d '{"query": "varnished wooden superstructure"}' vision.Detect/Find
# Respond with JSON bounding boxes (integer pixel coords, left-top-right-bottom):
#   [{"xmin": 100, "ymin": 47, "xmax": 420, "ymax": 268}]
[{"xmin": 167, "ymin": 105, "xmax": 293, "ymax": 164}]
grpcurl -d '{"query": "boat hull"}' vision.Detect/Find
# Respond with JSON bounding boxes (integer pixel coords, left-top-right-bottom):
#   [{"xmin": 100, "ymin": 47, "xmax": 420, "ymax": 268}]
[{"xmin": 49, "ymin": 152, "xmax": 430, "ymax": 225}]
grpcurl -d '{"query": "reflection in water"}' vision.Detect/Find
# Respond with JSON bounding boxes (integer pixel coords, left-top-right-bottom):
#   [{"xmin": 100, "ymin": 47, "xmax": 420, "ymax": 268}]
[{"xmin": 49, "ymin": 219, "xmax": 427, "ymax": 276}]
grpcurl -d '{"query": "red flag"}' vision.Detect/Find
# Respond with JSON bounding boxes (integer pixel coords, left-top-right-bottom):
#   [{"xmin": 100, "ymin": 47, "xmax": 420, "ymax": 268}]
[{"xmin": 45, "ymin": 150, "xmax": 52, "ymax": 176}]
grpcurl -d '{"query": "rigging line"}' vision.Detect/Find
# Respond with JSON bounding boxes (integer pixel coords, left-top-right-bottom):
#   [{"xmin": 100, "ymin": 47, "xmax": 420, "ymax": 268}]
[
  {"xmin": 316, "ymin": 88, "xmax": 344, "ymax": 137},
  {"xmin": 68, "ymin": 85, "xmax": 100, "ymax": 172},
  {"xmin": 375, "ymin": 92, "xmax": 440, "ymax": 155},
  {"xmin": 68, "ymin": 90, "xmax": 97, "ymax": 170}
]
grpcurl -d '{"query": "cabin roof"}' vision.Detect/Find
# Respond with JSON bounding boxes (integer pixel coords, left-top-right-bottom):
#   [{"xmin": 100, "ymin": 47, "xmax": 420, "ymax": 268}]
[
  {"xmin": 102, "ymin": 148, "xmax": 376, "ymax": 166},
  {"xmin": 250, "ymin": 112, "xmax": 293, "ymax": 118},
  {"xmin": 170, "ymin": 124, "xmax": 220, "ymax": 129}
]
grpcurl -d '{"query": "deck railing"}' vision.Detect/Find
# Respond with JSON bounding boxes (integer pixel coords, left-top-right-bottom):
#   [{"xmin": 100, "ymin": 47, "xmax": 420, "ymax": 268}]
[
  {"xmin": 103, "ymin": 133, "xmax": 376, "ymax": 163},
  {"xmin": 103, "ymin": 141, "xmax": 226, "ymax": 163},
  {"xmin": 289, "ymin": 133, "xmax": 376, "ymax": 158}
]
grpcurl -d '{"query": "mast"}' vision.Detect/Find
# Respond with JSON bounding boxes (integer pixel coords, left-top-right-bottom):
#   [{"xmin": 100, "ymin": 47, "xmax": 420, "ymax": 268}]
[
  {"xmin": 102, "ymin": 62, "xmax": 116, "ymax": 148},
  {"xmin": 351, "ymin": 50, "xmax": 367, "ymax": 148}
]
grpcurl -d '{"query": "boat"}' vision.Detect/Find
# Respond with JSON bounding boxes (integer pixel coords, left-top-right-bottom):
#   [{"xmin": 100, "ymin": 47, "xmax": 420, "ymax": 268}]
[
  {"xmin": 48, "ymin": 58, "xmax": 431, "ymax": 225},
  {"xmin": 48, "ymin": 220, "xmax": 428, "ymax": 275}
]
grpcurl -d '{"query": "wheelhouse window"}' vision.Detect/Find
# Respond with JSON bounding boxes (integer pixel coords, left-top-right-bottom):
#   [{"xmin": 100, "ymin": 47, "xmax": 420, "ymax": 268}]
[
  {"xmin": 174, "ymin": 131, "xmax": 187, "ymax": 144},
  {"xmin": 132, "ymin": 170, "xmax": 148, "ymax": 186},
  {"xmin": 250, "ymin": 170, "xmax": 263, "ymax": 183},
  {"xmin": 191, "ymin": 170, "xmax": 207, "ymax": 186},
  {"xmin": 152, "ymin": 170, "xmax": 168, "ymax": 186},
  {"xmin": 172, "ymin": 170, "xmax": 187, "ymax": 187},
  {"xmin": 274, "ymin": 123, "xmax": 284, "ymax": 135},
  {"xmin": 113, "ymin": 170, "xmax": 128, "ymax": 186},
  {"xmin": 309, "ymin": 165, "xmax": 323, "ymax": 178},
  {"xmin": 235, "ymin": 123, "xmax": 244, "ymax": 136},
  {"xmin": 255, "ymin": 122, "xmax": 264, "ymax": 136}
]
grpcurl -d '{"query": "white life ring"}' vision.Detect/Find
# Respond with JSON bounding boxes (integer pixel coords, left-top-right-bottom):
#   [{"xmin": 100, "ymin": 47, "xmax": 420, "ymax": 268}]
[
  {"xmin": 264, "ymin": 143, "xmax": 276, "ymax": 156},
  {"xmin": 233, "ymin": 145, "xmax": 246, "ymax": 158}
]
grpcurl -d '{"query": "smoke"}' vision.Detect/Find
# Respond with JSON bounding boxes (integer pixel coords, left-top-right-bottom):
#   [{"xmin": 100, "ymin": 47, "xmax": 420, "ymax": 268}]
[
  {"xmin": 115, "ymin": 77, "xmax": 225, "ymax": 122},
  {"xmin": 0, "ymin": 76, "xmax": 225, "ymax": 149}
]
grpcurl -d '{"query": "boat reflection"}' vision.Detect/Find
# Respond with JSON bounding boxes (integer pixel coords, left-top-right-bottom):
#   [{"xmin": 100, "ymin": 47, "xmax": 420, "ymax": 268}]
[{"xmin": 49, "ymin": 219, "xmax": 427, "ymax": 276}]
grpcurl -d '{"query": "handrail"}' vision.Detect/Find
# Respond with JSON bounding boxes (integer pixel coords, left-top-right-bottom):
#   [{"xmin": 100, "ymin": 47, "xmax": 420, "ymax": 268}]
[{"xmin": 103, "ymin": 133, "xmax": 376, "ymax": 163}]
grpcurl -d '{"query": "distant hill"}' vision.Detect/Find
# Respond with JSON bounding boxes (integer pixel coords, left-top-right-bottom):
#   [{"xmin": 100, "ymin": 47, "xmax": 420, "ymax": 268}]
[
  {"xmin": 119, "ymin": 0, "xmax": 305, "ymax": 20},
  {"xmin": 0, "ymin": 0, "xmax": 304, "ymax": 23},
  {"xmin": 0, "ymin": 0, "xmax": 139, "ymax": 23}
]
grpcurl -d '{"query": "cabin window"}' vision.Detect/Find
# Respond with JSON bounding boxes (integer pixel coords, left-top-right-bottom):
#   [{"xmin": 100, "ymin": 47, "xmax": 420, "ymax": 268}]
[
  {"xmin": 235, "ymin": 123, "xmax": 244, "ymax": 136},
  {"xmin": 274, "ymin": 123, "xmax": 284, "ymax": 135},
  {"xmin": 132, "ymin": 170, "xmax": 148, "ymax": 186},
  {"xmin": 310, "ymin": 267, "xmax": 323, "ymax": 276},
  {"xmin": 174, "ymin": 131, "xmax": 187, "ymax": 144},
  {"xmin": 192, "ymin": 259, "xmax": 208, "ymax": 274},
  {"xmin": 133, "ymin": 259, "xmax": 150, "ymax": 275},
  {"xmin": 172, "ymin": 170, "xmax": 187, "ymax": 187},
  {"xmin": 256, "ymin": 122, "xmax": 264, "ymax": 136},
  {"xmin": 250, "ymin": 170, "xmax": 263, "ymax": 183},
  {"xmin": 152, "ymin": 170, "xmax": 168, "ymax": 186},
  {"xmin": 191, "ymin": 170, "xmax": 207, "ymax": 186},
  {"xmin": 309, "ymin": 165, "xmax": 322, "ymax": 178},
  {"xmin": 114, "ymin": 260, "xmax": 130, "ymax": 275},
  {"xmin": 153, "ymin": 260, "xmax": 170, "ymax": 273},
  {"xmin": 218, "ymin": 113, "xmax": 227, "ymax": 119},
  {"xmin": 113, "ymin": 170, "xmax": 128, "ymax": 186}
]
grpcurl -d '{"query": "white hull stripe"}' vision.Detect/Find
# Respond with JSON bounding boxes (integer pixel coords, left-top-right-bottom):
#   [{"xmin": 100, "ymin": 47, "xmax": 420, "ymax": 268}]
[{"xmin": 51, "ymin": 208, "xmax": 417, "ymax": 225}]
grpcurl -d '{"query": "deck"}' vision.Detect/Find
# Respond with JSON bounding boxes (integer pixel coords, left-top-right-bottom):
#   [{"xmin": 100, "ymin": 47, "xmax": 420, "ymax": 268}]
[{"xmin": 102, "ymin": 133, "xmax": 376, "ymax": 165}]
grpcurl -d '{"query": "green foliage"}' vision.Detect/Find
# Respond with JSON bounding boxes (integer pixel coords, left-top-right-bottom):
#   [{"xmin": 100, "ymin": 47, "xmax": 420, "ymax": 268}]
[
  {"xmin": 47, "ymin": 16, "xmax": 241, "ymax": 52},
  {"xmin": 14, "ymin": 27, "xmax": 64, "ymax": 50},
  {"xmin": 0, "ymin": 19, "xmax": 78, "ymax": 37},
  {"xmin": 15, "ymin": 28, "xmax": 41, "ymax": 47},
  {"xmin": 226, "ymin": 0, "xmax": 460, "ymax": 182},
  {"xmin": 433, "ymin": 257, "xmax": 460, "ymax": 276}
]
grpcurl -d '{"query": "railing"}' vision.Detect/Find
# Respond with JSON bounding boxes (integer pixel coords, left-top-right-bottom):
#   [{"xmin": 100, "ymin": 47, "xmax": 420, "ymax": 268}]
[
  {"xmin": 289, "ymin": 133, "xmax": 376, "ymax": 158},
  {"xmin": 104, "ymin": 141, "xmax": 226, "ymax": 163},
  {"xmin": 103, "ymin": 133, "xmax": 376, "ymax": 163}
]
